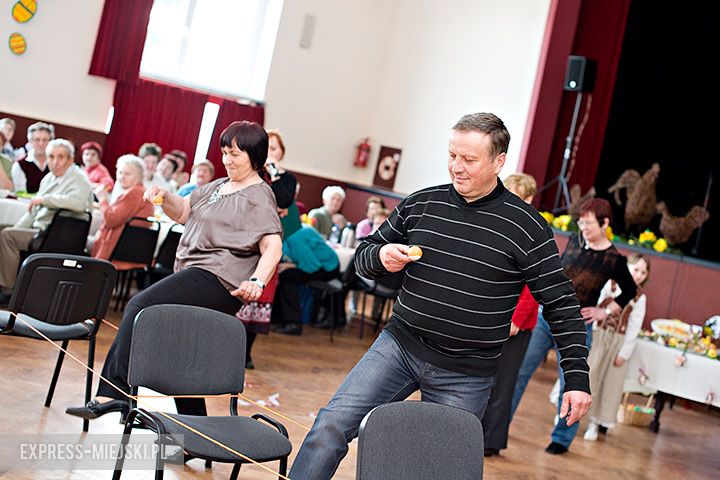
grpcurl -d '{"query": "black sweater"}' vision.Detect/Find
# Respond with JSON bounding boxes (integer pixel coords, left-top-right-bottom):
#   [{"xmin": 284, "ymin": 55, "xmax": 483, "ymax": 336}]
[{"xmin": 356, "ymin": 182, "xmax": 591, "ymax": 393}]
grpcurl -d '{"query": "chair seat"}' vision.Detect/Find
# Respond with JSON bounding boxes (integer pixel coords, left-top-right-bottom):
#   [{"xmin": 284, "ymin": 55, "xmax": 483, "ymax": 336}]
[
  {"xmin": 112, "ymin": 260, "xmax": 147, "ymax": 271},
  {"xmin": 144, "ymin": 412, "xmax": 292, "ymax": 463},
  {"xmin": 0, "ymin": 311, "xmax": 93, "ymax": 340},
  {"xmin": 308, "ymin": 278, "xmax": 344, "ymax": 293}
]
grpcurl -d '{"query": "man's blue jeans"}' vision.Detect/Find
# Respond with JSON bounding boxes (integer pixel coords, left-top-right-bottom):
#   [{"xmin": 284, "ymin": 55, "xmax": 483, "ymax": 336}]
[
  {"xmin": 510, "ymin": 309, "xmax": 592, "ymax": 448},
  {"xmin": 289, "ymin": 330, "xmax": 495, "ymax": 480}
]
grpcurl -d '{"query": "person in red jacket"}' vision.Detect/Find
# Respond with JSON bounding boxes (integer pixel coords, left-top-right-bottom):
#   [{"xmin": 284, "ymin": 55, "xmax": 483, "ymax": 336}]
[{"xmin": 482, "ymin": 173, "xmax": 539, "ymax": 456}]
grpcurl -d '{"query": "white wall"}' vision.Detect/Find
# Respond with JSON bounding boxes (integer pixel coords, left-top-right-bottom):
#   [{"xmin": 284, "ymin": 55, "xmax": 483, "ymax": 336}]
[
  {"xmin": 266, "ymin": 0, "xmax": 551, "ymax": 193},
  {"xmin": 0, "ymin": 0, "xmax": 548, "ymax": 193},
  {"xmin": 264, "ymin": 0, "xmax": 396, "ymax": 181},
  {"xmin": 0, "ymin": 0, "xmax": 114, "ymax": 132}
]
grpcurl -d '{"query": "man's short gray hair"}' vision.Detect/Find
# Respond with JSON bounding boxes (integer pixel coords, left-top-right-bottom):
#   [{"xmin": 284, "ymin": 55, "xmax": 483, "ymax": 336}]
[
  {"xmin": 0, "ymin": 118, "xmax": 16, "ymax": 130},
  {"xmin": 453, "ymin": 113, "xmax": 510, "ymax": 158},
  {"xmin": 322, "ymin": 185, "xmax": 346, "ymax": 203},
  {"xmin": 27, "ymin": 121, "xmax": 55, "ymax": 141},
  {"xmin": 46, "ymin": 138, "xmax": 75, "ymax": 158},
  {"xmin": 116, "ymin": 154, "xmax": 145, "ymax": 181}
]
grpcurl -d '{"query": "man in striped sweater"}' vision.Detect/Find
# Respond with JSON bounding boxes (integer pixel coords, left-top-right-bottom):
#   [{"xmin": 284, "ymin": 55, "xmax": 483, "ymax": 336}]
[{"xmin": 289, "ymin": 113, "xmax": 591, "ymax": 480}]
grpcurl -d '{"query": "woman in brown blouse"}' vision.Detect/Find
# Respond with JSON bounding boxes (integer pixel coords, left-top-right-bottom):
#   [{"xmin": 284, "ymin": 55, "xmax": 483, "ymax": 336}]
[{"xmin": 67, "ymin": 121, "xmax": 283, "ymax": 420}]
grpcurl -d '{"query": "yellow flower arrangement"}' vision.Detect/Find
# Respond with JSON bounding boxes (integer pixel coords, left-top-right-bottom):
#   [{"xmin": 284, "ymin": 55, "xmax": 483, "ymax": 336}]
[
  {"xmin": 552, "ymin": 215, "xmax": 573, "ymax": 231},
  {"xmin": 638, "ymin": 229, "xmax": 657, "ymax": 243},
  {"xmin": 540, "ymin": 211, "xmax": 554, "ymax": 224},
  {"xmin": 606, "ymin": 226, "xmax": 614, "ymax": 241},
  {"xmin": 653, "ymin": 238, "xmax": 668, "ymax": 253}
]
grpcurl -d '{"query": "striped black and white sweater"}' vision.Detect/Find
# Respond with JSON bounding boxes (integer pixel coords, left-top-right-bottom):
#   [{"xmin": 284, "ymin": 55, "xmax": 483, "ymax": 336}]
[{"xmin": 356, "ymin": 181, "xmax": 590, "ymax": 393}]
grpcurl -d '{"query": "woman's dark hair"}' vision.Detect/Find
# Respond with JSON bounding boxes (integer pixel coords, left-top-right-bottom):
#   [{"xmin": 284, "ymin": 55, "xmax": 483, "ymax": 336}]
[
  {"xmin": 579, "ymin": 198, "xmax": 613, "ymax": 226},
  {"xmin": 220, "ymin": 121, "xmax": 269, "ymax": 182}
]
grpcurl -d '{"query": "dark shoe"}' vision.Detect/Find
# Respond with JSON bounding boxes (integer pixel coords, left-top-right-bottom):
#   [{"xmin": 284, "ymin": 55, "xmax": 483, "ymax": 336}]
[
  {"xmin": 245, "ymin": 358, "xmax": 255, "ymax": 370},
  {"xmin": 65, "ymin": 399, "xmax": 127, "ymax": 420},
  {"xmin": 312, "ymin": 319, "xmax": 334, "ymax": 329},
  {"xmin": 484, "ymin": 448, "xmax": 500, "ymax": 457},
  {"xmin": 598, "ymin": 425, "xmax": 608, "ymax": 435},
  {"xmin": 274, "ymin": 324, "xmax": 302, "ymax": 335},
  {"xmin": 0, "ymin": 292, "xmax": 11, "ymax": 307},
  {"xmin": 545, "ymin": 442, "xmax": 568, "ymax": 455}
]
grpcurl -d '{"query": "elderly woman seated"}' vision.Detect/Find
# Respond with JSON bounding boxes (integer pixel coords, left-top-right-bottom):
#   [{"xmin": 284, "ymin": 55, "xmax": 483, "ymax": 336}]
[
  {"xmin": 89, "ymin": 155, "xmax": 154, "ymax": 260},
  {"xmin": 80, "ymin": 141, "xmax": 114, "ymax": 198}
]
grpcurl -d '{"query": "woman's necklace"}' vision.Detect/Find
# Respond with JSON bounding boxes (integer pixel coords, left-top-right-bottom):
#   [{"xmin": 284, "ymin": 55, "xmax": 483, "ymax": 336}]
[{"xmin": 208, "ymin": 180, "xmax": 229, "ymax": 205}]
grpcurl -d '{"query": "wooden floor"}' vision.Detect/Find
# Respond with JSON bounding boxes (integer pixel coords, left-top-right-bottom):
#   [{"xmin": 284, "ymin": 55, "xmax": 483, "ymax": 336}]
[{"xmin": 1, "ymin": 307, "xmax": 719, "ymax": 479}]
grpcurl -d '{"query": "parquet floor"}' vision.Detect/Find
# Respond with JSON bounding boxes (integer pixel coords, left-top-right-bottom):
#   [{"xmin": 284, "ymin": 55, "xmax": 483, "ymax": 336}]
[{"xmin": 1, "ymin": 307, "xmax": 718, "ymax": 479}]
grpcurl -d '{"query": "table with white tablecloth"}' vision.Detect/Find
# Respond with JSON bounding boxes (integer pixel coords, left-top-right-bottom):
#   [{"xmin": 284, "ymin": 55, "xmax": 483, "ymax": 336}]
[
  {"xmin": 0, "ymin": 197, "xmax": 101, "ymax": 234},
  {"xmin": 623, "ymin": 338, "xmax": 720, "ymax": 431}
]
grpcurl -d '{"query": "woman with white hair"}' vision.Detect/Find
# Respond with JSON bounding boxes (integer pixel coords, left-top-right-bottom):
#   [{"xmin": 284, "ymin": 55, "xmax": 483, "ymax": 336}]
[
  {"xmin": 90, "ymin": 155, "xmax": 154, "ymax": 260},
  {"xmin": 309, "ymin": 185, "xmax": 346, "ymax": 238}
]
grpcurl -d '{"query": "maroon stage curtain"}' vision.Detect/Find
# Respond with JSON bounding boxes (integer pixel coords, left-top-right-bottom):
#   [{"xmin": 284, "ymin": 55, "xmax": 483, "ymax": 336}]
[
  {"xmin": 103, "ymin": 80, "xmax": 208, "ymax": 173},
  {"xmin": 206, "ymin": 100, "xmax": 265, "ymax": 175},
  {"xmin": 89, "ymin": 0, "xmax": 154, "ymax": 83}
]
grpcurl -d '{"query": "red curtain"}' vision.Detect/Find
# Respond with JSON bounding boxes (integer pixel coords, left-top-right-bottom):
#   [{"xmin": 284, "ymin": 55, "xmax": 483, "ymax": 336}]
[
  {"xmin": 89, "ymin": 0, "xmax": 154, "ymax": 83},
  {"xmin": 103, "ymin": 80, "xmax": 208, "ymax": 173},
  {"xmin": 206, "ymin": 100, "xmax": 265, "ymax": 174}
]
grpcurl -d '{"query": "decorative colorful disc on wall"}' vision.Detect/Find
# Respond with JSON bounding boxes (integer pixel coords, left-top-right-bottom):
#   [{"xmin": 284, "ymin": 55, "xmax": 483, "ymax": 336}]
[
  {"xmin": 9, "ymin": 32, "xmax": 27, "ymax": 55},
  {"xmin": 12, "ymin": 0, "xmax": 36, "ymax": 23}
]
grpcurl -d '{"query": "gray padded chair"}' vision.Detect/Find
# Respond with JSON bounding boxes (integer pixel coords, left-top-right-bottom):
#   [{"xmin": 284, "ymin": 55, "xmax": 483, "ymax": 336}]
[
  {"xmin": 0, "ymin": 254, "xmax": 117, "ymax": 432},
  {"xmin": 112, "ymin": 305, "xmax": 292, "ymax": 480},
  {"xmin": 357, "ymin": 401, "xmax": 484, "ymax": 480}
]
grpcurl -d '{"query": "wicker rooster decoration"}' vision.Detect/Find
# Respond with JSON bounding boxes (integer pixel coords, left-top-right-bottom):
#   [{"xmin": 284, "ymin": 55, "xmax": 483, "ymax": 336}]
[
  {"xmin": 656, "ymin": 201, "xmax": 710, "ymax": 245},
  {"xmin": 567, "ymin": 184, "xmax": 596, "ymax": 220},
  {"xmin": 608, "ymin": 163, "xmax": 660, "ymax": 230}
]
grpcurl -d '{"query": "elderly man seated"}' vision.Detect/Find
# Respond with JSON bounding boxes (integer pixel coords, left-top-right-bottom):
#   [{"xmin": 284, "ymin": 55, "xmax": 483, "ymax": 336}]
[
  {"xmin": 0, "ymin": 138, "xmax": 92, "ymax": 305},
  {"xmin": 11, "ymin": 121, "xmax": 53, "ymax": 194}
]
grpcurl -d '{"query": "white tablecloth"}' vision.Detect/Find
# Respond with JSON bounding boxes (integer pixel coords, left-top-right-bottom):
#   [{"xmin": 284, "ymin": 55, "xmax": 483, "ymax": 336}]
[
  {"xmin": 0, "ymin": 197, "xmax": 101, "ymax": 235},
  {"xmin": 624, "ymin": 338, "xmax": 720, "ymax": 407},
  {"xmin": 330, "ymin": 245, "xmax": 356, "ymax": 272},
  {"xmin": 0, "ymin": 198, "xmax": 29, "ymax": 226}
]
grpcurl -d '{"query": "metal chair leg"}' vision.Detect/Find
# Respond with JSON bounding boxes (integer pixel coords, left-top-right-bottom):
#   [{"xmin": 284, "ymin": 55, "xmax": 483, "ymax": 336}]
[
  {"xmin": 45, "ymin": 340, "xmax": 69, "ymax": 407},
  {"xmin": 230, "ymin": 464, "xmax": 241, "ymax": 480},
  {"xmin": 83, "ymin": 337, "xmax": 96, "ymax": 432},
  {"xmin": 112, "ymin": 415, "xmax": 136, "ymax": 480},
  {"xmin": 279, "ymin": 457, "xmax": 288, "ymax": 478}
]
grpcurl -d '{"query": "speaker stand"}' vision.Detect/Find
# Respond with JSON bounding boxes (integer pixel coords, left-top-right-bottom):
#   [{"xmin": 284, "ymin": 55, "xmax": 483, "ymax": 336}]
[{"xmin": 540, "ymin": 91, "xmax": 584, "ymax": 214}]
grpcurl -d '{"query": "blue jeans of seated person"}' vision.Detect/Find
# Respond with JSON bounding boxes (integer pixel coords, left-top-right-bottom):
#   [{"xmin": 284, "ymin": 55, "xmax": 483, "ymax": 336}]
[
  {"xmin": 510, "ymin": 308, "xmax": 592, "ymax": 448},
  {"xmin": 289, "ymin": 330, "xmax": 495, "ymax": 480}
]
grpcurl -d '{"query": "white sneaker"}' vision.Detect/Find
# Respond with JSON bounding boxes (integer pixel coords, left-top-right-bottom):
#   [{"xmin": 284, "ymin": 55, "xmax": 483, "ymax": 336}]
[{"xmin": 584, "ymin": 422, "xmax": 599, "ymax": 441}]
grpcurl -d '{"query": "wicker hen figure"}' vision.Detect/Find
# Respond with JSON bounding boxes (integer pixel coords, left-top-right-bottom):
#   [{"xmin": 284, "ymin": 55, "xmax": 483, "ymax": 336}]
[
  {"xmin": 656, "ymin": 201, "xmax": 710, "ymax": 245},
  {"xmin": 568, "ymin": 184, "xmax": 596, "ymax": 220},
  {"xmin": 608, "ymin": 163, "xmax": 660, "ymax": 229}
]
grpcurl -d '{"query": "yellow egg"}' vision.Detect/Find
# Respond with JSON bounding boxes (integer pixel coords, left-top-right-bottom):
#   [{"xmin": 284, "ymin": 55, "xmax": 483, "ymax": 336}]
[
  {"xmin": 12, "ymin": 0, "xmax": 36, "ymax": 23},
  {"xmin": 152, "ymin": 195, "xmax": 164, "ymax": 206},
  {"xmin": 408, "ymin": 245, "xmax": 422, "ymax": 260},
  {"xmin": 8, "ymin": 32, "xmax": 27, "ymax": 55}
]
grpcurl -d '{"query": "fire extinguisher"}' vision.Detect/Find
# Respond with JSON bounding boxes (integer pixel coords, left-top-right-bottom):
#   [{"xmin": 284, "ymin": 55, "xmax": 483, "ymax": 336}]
[{"xmin": 354, "ymin": 137, "xmax": 370, "ymax": 167}]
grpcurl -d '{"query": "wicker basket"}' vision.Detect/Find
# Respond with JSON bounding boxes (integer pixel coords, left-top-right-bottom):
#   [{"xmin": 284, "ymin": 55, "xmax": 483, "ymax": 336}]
[{"xmin": 617, "ymin": 392, "xmax": 655, "ymax": 427}]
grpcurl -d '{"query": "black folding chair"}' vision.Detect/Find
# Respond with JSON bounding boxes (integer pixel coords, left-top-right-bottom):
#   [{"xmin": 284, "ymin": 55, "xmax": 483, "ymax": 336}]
[
  {"xmin": 0, "ymin": 254, "xmax": 117, "ymax": 432},
  {"xmin": 109, "ymin": 217, "xmax": 160, "ymax": 311},
  {"xmin": 20, "ymin": 209, "xmax": 92, "ymax": 262},
  {"xmin": 112, "ymin": 305, "xmax": 292, "ymax": 480},
  {"xmin": 146, "ymin": 223, "xmax": 183, "ymax": 287},
  {"xmin": 357, "ymin": 401, "xmax": 484, "ymax": 480}
]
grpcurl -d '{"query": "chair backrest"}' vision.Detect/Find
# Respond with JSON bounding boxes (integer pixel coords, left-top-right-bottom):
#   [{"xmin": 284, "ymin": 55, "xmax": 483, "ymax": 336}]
[
  {"xmin": 9, "ymin": 254, "xmax": 117, "ymax": 327},
  {"xmin": 154, "ymin": 224, "xmax": 182, "ymax": 268},
  {"xmin": 110, "ymin": 217, "xmax": 160, "ymax": 266},
  {"xmin": 128, "ymin": 305, "xmax": 246, "ymax": 396},
  {"xmin": 31, "ymin": 209, "xmax": 92, "ymax": 255},
  {"xmin": 357, "ymin": 401, "xmax": 484, "ymax": 480}
]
